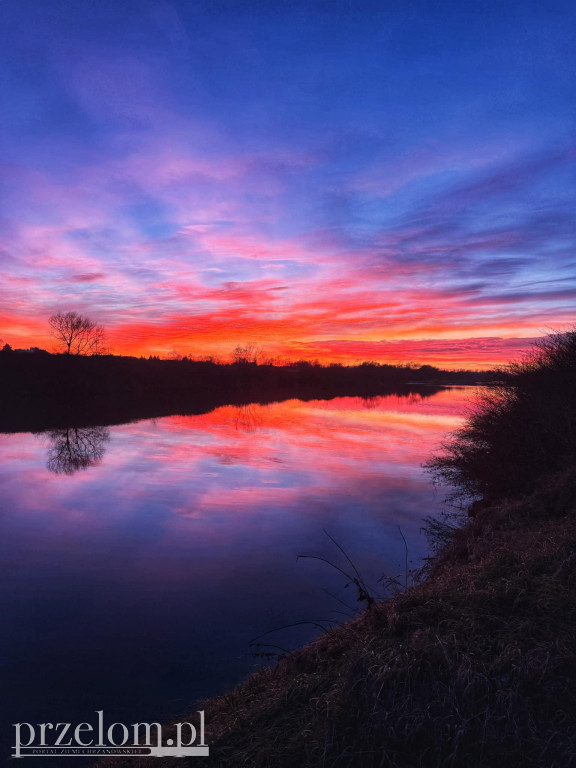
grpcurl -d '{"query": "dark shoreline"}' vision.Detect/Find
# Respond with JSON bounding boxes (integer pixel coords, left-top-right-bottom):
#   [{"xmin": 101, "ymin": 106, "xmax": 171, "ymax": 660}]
[{"xmin": 0, "ymin": 350, "xmax": 491, "ymax": 433}]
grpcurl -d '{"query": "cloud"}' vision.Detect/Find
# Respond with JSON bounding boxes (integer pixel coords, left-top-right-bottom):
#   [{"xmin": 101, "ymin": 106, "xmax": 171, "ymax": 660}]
[
  {"xmin": 70, "ymin": 272, "xmax": 107, "ymax": 283},
  {"xmin": 434, "ymin": 147, "xmax": 575, "ymax": 209},
  {"xmin": 1, "ymin": 2, "xmax": 574, "ymax": 365}
]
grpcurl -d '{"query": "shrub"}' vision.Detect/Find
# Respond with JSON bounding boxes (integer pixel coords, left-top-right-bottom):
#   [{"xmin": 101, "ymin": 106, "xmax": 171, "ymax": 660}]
[{"xmin": 426, "ymin": 329, "xmax": 576, "ymax": 503}]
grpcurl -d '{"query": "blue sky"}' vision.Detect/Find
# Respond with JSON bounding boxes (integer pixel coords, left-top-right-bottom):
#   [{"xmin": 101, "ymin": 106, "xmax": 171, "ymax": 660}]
[{"xmin": 1, "ymin": 0, "xmax": 575, "ymax": 365}]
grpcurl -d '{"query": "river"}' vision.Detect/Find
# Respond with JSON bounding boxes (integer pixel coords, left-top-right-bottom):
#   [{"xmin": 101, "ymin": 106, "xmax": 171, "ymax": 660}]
[{"xmin": 0, "ymin": 386, "xmax": 477, "ymax": 761}]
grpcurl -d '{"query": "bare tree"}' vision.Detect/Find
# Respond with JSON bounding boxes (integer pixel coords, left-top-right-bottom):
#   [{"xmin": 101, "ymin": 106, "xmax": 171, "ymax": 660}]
[
  {"xmin": 232, "ymin": 342, "xmax": 263, "ymax": 364},
  {"xmin": 49, "ymin": 311, "xmax": 107, "ymax": 355}
]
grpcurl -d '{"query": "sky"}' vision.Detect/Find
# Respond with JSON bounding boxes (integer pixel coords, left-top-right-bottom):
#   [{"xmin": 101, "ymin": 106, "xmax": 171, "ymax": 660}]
[{"xmin": 1, "ymin": 0, "xmax": 575, "ymax": 368}]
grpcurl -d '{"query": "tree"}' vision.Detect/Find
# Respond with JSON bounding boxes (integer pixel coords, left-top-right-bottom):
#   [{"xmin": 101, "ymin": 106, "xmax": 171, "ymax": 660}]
[
  {"xmin": 49, "ymin": 311, "xmax": 107, "ymax": 355},
  {"xmin": 232, "ymin": 342, "xmax": 263, "ymax": 364}
]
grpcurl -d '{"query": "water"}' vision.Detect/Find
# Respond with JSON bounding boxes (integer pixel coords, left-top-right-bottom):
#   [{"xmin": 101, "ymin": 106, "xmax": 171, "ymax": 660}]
[{"xmin": 0, "ymin": 387, "xmax": 475, "ymax": 760}]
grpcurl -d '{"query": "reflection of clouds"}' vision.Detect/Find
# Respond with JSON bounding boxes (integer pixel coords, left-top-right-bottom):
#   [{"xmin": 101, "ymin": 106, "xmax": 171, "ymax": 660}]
[
  {"xmin": 118, "ymin": 391, "xmax": 472, "ymax": 519},
  {"xmin": 0, "ymin": 391, "xmax": 473, "ymax": 524},
  {"xmin": 143, "ymin": 392, "xmax": 471, "ymax": 482},
  {"xmin": 46, "ymin": 427, "xmax": 110, "ymax": 475},
  {"xmin": 0, "ymin": 390, "xmax": 470, "ymax": 598}
]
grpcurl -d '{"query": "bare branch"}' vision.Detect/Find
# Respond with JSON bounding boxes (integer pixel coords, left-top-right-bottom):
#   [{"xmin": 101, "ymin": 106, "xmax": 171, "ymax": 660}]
[{"xmin": 48, "ymin": 311, "xmax": 108, "ymax": 355}]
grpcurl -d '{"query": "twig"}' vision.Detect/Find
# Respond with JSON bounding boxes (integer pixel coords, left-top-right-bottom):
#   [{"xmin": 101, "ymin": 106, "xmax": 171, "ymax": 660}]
[
  {"xmin": 398, "ymin": 525, "xmax": 409, "ymax": 587},
  {"xmin": 249, "ymin": 620, "xmax": 335, "ymax": 645}
]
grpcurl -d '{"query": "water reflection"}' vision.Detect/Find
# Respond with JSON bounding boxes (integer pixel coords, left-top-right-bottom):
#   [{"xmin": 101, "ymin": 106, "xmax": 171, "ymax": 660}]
[
  {"xmin": 46, "ymin": 426, "xmax": 110, "ymax": 475},
  {"xmin": 0, "ymin": 388, "xmax": 478, "ymax": 760},
  {"xmin": 233, "ymin": 403, "xmax": 263, "ymax": 432}
]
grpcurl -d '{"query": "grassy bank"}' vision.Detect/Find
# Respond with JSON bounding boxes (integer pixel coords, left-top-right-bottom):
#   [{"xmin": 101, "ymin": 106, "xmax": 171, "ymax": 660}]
[{"xmin": 101, "ymin": 331, "xmax": 576, "ymax": 767}]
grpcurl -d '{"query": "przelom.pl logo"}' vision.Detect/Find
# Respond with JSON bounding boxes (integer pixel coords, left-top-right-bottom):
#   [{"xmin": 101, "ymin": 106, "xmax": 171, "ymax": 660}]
[{"xmin": 12, "ymin": 710, "xmax": 208, "ymax": 758}]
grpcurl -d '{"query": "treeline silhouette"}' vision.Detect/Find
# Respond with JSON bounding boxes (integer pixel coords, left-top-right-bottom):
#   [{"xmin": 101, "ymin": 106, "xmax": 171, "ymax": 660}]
[{"xmin": 0, "ymin": 349, "xmax": 492, "ymax": 432}]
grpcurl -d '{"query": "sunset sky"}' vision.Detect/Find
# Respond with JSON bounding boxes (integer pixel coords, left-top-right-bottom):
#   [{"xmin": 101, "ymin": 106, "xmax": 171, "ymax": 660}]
[{"xmin": 1, "ymin": 0, "xmax": 574, "ymax": 367}]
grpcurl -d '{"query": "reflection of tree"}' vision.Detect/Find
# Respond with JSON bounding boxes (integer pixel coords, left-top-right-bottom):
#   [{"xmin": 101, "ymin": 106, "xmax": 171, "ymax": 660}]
[
  {"xmin": 233, "ymin": 404, "xmax": 263, "ymax": 432},
  {"xmin": 46, "ymin": 426, "xmax": 110, "ymax": 475}
]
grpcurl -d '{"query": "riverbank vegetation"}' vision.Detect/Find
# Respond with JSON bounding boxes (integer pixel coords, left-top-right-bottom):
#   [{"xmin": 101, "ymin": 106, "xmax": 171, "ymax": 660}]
[{"xmin": 98, "ymin": 330, "xmax": 576, "ymax": 767}]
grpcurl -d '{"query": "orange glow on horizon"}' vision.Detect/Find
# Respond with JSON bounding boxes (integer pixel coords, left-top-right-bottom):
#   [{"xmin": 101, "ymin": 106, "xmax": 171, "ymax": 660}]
[{"xmin": 0, "ymin": 309, "xmax": 549, "ymax": 370}]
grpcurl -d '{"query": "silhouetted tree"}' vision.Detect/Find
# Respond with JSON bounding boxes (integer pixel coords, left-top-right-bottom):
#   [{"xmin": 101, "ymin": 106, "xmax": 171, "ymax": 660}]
[
  {"xmin": 49, "ymin": 311, "xmax": 107, "ymax": 355},
  {"xmin": 46, "ymin": 426, "xmax": 110, "ymax": 474},
  {"xmin": 232, "ymin": 342, "xmax": 263, "ymax": 364}
]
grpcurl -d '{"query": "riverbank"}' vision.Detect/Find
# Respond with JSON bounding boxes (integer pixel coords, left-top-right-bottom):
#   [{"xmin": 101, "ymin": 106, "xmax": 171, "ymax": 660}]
[
  {"xmin": 99, "ymin": 331, "xmax": 576, "ymax": 767},
  {"xmin": 100, "ymin": 469, "xmax": 576, "ymax": 767},
  {"xmin": 0, "ymin": 350, "xmax": 490, "ymax": 432}
]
